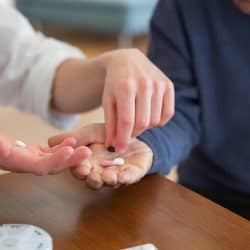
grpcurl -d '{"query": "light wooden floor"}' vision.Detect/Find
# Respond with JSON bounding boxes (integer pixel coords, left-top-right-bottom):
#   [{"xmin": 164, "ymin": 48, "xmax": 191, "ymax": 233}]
[{"xmin": 0, "ymin": 27, "xmax": 177, "ymax": 180}]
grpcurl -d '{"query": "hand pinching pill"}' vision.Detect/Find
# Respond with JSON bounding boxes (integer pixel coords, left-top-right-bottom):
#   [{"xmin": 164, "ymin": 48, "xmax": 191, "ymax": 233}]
[{"xmin": 15, "ymin": 140, "xmax": 27, "ymax": 148}]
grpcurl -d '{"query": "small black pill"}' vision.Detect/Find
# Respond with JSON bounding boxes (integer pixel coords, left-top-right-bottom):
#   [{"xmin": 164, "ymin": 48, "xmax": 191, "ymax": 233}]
[{"xmin": 107, "ymin": 146, "xmax": 115, "ymax": 153}]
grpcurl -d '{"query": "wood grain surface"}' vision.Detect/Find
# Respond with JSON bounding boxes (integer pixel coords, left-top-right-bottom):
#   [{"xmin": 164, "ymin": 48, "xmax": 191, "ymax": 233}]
[{"xmin": 0, "ymin": 173, "xmax": 249, "ymax": 250}]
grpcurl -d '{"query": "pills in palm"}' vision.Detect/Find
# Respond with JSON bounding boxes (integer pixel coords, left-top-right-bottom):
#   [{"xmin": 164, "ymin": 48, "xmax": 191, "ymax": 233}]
[
  {"xmin": 113, "ymin": 157, "xmax": 125, "ymax": 166},
  {"xmin": 100, "ymin": 157, "xmax": 125, "ymax": 167},
  {"xmin": 15, "ymin": 140, "xmax": 26, "ymax": 148},
  {"xmin": 100, "ymin": 160, "xmax": 115, "ymax": 167}
]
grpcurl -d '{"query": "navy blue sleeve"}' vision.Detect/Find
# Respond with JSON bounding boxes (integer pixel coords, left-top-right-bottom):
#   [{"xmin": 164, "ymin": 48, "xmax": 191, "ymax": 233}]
[{"xmin": 138, "ymin": 0, "xmax": 201, "ymax": 175}]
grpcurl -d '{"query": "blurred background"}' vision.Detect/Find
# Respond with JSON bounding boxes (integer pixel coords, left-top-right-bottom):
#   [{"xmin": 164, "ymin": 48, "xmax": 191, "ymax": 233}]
[{"xmin": 0, "ymin": 0, "xmax": 177, "ymax": 180}]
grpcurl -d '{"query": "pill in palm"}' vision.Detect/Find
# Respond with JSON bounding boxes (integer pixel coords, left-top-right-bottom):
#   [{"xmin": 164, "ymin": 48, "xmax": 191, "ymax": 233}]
[
  {"xmin": 100, "ymin": 157, "xmax": 125, "ymax": 167},
  {"xmin": 113, "ymin": 157, "xmax": 125, "ymax": 166},
  {"xmin": 15, "ymin": 140, "xmax": 26, "ymax": 148},
  {"xmin": 100, "ymin": 160, "xmax": 115, "ymax": 167}
]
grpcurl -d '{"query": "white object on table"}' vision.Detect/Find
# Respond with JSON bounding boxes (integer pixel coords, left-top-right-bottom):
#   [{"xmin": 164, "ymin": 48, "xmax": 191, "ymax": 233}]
[{"xmin": 0, "ymin": 224, "xmax": 52, "ymax": 250}]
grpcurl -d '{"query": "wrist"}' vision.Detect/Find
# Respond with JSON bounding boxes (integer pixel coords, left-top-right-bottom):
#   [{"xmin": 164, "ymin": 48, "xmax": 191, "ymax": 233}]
[{"xmin": 99, "ymin": 48, "xmax": 141, "ymax": 69}]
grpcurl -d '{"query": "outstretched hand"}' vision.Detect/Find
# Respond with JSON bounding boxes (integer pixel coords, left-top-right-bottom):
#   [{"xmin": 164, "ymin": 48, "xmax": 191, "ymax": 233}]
[
  {"xmin": 0, "ymin": 135, "xmax": 91, "ymax": 175},
  {"xmin": 49, "ymin": 124, "xmax": 153, "ymax": 189}
]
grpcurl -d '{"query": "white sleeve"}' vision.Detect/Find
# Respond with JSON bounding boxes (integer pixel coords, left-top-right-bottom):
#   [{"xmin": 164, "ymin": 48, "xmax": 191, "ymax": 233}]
[{"xmin": 0, "ymin": 4, "xmax": 83, "ymax": 130}]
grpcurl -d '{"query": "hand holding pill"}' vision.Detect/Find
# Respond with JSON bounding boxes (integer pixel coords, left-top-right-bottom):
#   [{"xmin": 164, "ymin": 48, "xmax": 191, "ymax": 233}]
[
  {"xmin": 49, "ymin": 124, "xmax": 153, "ymax": 190},
  {"xmin": 101, "ymin": 49, "xmax": 174, "ymax": 153}
]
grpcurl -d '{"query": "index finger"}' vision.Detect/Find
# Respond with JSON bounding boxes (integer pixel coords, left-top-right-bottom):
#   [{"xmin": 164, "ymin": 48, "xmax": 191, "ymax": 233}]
[{"xmin": 115, "ymin": 89, "xmax": 135, "ymax": 152}]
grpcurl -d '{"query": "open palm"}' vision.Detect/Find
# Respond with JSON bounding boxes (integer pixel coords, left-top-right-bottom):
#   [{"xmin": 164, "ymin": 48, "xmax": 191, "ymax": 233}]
[
  {"xmin": 49, "ymin": 124, "xmax": 153, "ymax": 189},
  {"xmin": 72, "ymin": 138, "xmax": 153, "ymax": 189}
]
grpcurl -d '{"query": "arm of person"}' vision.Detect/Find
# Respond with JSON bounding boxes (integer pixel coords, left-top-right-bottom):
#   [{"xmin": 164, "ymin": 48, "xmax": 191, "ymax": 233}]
[
  {"xmin": 52, "ymin": 48, "xmax": 175, "ymax": 152},
  {"xmin": 0, "ymin": 4, "xmax": 174, "ymax": 152},
  {"xmin": 0, "ymin": 135, "xmax": 91, "ymax": 175},
  {"xmin": 48, "ymin": 0, "xmax": 201, "ymax": 188},
  {"xmin": 48, "ymin": 0, "xmax": 201, "ymax": 189},
  {"xmin": 0, "ymin": 4, "xmax": 87, "ymax": 130},
  {"xmin": 138, "ymin": 0, "xmax": 201, "ymax": 175},
  {"xmin": 0, "ymin": 4, "xmax": 174, "ymax": 150},
  {"xmin": 0, "ymin": 4, "xmax": 93, "ymax": 174}
]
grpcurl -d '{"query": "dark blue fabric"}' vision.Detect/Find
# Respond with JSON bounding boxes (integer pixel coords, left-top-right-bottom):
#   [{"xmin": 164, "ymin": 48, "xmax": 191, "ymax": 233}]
[{"xmin": 139, "ymin": 0, "xmax": 250, "ymax": 219}]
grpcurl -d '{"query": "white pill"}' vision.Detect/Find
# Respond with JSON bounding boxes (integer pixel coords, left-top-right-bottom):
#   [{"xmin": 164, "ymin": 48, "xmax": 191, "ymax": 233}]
[
  {"xmin": 113, "ymin": 157, "xmax": 125, "ymax": 166},
  {"xmin": 15, "ymin": 140, "xmax": 26, "ymax": 148}
]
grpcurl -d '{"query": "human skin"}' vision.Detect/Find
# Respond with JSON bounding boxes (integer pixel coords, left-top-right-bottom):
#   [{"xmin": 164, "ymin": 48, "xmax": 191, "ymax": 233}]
[
  {"xmin": 234, "ymin": 0, "xmax": 250, "ymax": 14},
  {"xmin": 0, "ymin": 136, "xmax": 91, "ymax": 175},
  {"xmin": 52, "ymin": 49, "xmax": 174, "ymax": 152},
  {"xmin": 49, "ymin": 124, "xmax": 153, "ymax": 189},
  {"xmin": 0, "ymin": 48, "xmax": 173, "ymax": 175}
]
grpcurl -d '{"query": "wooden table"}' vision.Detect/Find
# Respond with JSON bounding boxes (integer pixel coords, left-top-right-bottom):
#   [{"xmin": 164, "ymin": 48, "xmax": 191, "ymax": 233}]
[{"xmin": 0, "ymin": 173, "xmax": 249, "ymax": 250}]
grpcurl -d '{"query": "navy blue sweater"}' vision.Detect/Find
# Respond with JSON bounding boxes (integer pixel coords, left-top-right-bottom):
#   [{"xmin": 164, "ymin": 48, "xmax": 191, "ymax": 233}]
[{"xmin": 139, "ymin": 0, "xmax": 250, "ymax": 218}]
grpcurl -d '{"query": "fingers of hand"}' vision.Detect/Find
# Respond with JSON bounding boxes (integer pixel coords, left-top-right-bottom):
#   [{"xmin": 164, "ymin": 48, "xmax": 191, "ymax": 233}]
[
  {"xmin": 41, "ymin": 137, "xmax": 76, "ymax": 153},
  {"xmin": 149, "ymin": 81, "xmax": 165, "ymax": 128},
  {"xmin": 36, "ymin": 146, "xmax": 74, "ymax": 175},
  {"xmin": 118, "ymin": 164, "xmax": 144, "ymax": 185},
  {"xmin": 49, "ymin": 125, "xmax": 105, "ymax": 149},
  {"xmin": 48, "ymin": 132, "xmax": 73, "ymax": 147},
  {"xmin": 101, "ymin": 166, "xmax": 119, "ymax": 186},
  {"xmin": 67, "ymin": 146, "xmax": 92, "ymax": 166},
  {"xmin": 133, "ymin": 79, "xmax": 152, "ymax": 137},
  {"xmin": 115, "ymin": 85, "xmax": 135, "ymax": 152},
  {"xmin": 103, "ymin": 95, "xmax": 116, "ymax": 148},
  {"xmin": 86, "ymin": 165, "xmax": 104, "ymax": 190},
  {"xmin": 159, "ymin": 80, "xmax": 175, "ymax": 126},
  {"xmin": 0, "ymin": 136, "xmax": 11, "ymax": 159},
  {"xmin": 71, "ymin": 159, "xmax": 93, "ymax": 180}
]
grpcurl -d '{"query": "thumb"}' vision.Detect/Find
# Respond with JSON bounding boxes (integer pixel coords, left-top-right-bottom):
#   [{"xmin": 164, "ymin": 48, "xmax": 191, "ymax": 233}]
[
  {"xmin": 48, "ymin": 124, "xmax": 106, "ymax": 148},
  {"xmin": 48, "ymin": 132, "xmax": 73, "ymax": 147}
]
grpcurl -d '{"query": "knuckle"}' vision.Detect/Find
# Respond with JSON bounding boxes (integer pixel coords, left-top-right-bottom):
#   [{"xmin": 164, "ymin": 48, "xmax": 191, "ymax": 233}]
[
  {"xmin": 160, "ymin": 109, "xmax": 175, "ymax": 126},
  {"xmin": 121, "ymin": 117, "xmax": 132, "ymax": 127},
  {"xmin": 136, "ymin": 120, "xmax": 149, "ymax": 130},
  {"xmin": 140, "ymin": 78, "xmax": 153, "ymax": 91},
  {"xmin": 150, "ymin": 119, "xmax": 161, "ymax": 127},
  {"xmin": 165, "ymin": 79, "xmax": 174, "ymax": 92},
  {"xmin": 166, "ymin": 107, "xmax": 175, "ymax": 119},
  {"xmin": 128, "ymin": 48, "xmax": 142, "ymax": 56},
  {"xmin": 116, "ymin": 140, "xmax": 128, "ymax": 149},
  {"xmin": 162, "ymin": 103, "xmax": 175, "ymax": 118},
  {"xmin": 118, "ymin": 79, "xmax": 134, "ymax": 94}
]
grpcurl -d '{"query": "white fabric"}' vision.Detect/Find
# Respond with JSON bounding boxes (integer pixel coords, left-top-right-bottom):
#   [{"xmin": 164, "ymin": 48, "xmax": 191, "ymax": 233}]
[{"xmin": 0, "ymin": 4, "xmax": 83, "ymax": 129}]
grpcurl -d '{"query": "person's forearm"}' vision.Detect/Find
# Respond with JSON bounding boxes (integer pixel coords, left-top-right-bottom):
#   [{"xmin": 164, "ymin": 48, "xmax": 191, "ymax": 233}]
[{"xmin": 52, "ymin": 55, "xmax": 107, "ymax": 113}]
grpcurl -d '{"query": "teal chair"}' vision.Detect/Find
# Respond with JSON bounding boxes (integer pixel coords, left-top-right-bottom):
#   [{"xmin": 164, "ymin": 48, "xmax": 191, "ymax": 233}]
[{"xmin": 16, "ymin": 0, "xmax": 157, "ymax": 47}]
